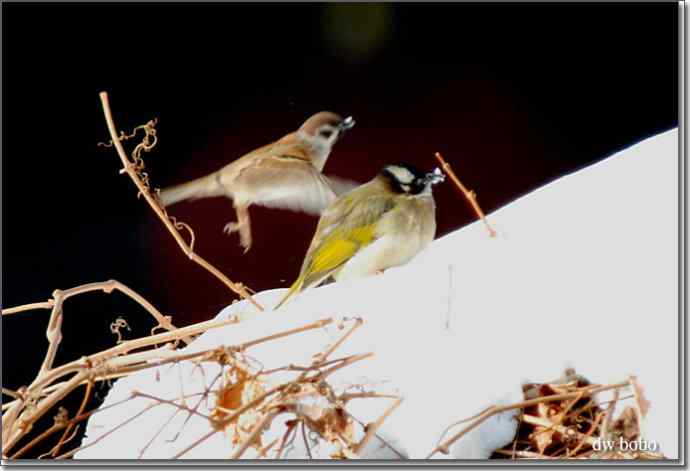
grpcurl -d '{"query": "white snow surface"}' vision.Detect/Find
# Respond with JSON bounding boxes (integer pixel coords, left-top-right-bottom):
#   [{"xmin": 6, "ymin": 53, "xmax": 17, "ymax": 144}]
[{"xmin": 76, "ymin": 128, "xmax": 679, "ymax": 460}]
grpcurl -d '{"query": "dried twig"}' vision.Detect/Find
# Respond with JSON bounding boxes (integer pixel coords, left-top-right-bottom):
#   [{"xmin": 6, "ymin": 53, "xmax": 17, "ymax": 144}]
[
  {"xmin": 50, "ymin": 379, "xmax": 94, "ymax": 457},
  {"xmin": 301, "ymin": 421, "xmax": 313, "ymax": 459},
  {"xmin": 521, "ymin": 414, "xmax": 598, "ymax": 447},
  {"xmin": 599, "ymin": 388, "xmax": 619, "ymax": 441},
  {"xmin": 494, "ymin": 449, "xmax": 554, "ymax": 459},
  {"xmin": 274, "ymin": 420, "xmax": 298, "ymax": 459},
  {"xmin": 256, "ymin": 437, "xmax": 280, "ymax": 459},
  {"xmin": 229, "ymin": 409, "xmax": 281, "ymax": 459},
  {"xmin": 565, "ymin": 411, "xmax": 604, "ymax": 457},
  {"xmin": 55, "ymin": 403, "xmax": 159, "ymax": 459},
  {"xmin": 434, "ymin": 152, "xmax": 496, "ymax": 237},
  {"xmin": 8, "ymin": 392, "xmax": 144, "ymax": 459},
  {"xmin": 3, "ymin": 316, "xmax": 328, "ymax": 456},
  {"xmin": 1, "ymin": 279, "xmax": 191, "ymax": 344},
  {"xmin": 353, "ymin": 397, "xmax": 403, "ymax": 455},
  {"xmin": 98, "ymin": 92, "xmax": 262, "ymax": 311}
]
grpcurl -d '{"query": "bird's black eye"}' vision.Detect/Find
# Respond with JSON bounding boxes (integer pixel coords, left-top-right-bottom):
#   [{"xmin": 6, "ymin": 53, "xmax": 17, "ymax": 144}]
[{"xmin": 319, "ymin": 129, "xmax": 333, "ymax": 139}]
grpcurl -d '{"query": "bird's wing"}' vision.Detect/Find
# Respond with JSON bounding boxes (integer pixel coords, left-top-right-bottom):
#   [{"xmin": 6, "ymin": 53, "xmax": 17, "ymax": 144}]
[
  {"xmin": 298, "ymin": 189, "xmax": 396, "ymax": 288},
  {"xmin": 233, "ymin": 153, "xmax": 338, "ymax": 215},
  {"xmin": 323, "ymin": 174, "xmax": 361, "ymax": 196}
]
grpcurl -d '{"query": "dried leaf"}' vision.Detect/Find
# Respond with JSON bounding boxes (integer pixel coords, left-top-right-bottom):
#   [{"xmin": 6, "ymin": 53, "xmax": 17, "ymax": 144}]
[
  {"xmin": 217, "ymin": 368, "xmax": 249, "ymax": 414},
  {"xmin": 612, "ymin": 407, "xmax": 639, "ymax": 441},
  {"xmin": 530, "ymin": 403, "xmax": 556, "ymax": 453}
]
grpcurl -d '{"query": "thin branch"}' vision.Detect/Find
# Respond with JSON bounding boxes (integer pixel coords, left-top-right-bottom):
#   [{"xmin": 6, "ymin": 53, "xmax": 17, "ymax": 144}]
[
  {"xmin": 54, "ymin": 403, "xmax": 158, "ymax": 459},
  {"xmin": 229, "ymin": 409, "xmax": 280, "ymax": 459},
  {"xmin": 494, "ymin": 449, "xmax": 554, "ymax": 459},
  {"xmin": 353, "ymin": 397, "xmax": 403, "ymax": 455},
  {"xmin": 51, "ymin": 379, "xmax": 94, "ymax": 457},
  {"xmin": 4, "ymin": 317, "xmax": 328, "ymax": 455},
  {"xmin": 315, "ymin": 318, "xmax": 363, "ymax": 365},
  {"xmin": 138, "ymin": 405, "xmax": 182, "ymax": 459},
  {"xmin": 8, "ymin": 390, "xmax": 184, "ymax": 459},
  {"xmin": 2, "ymin": 301, "xmax": 55, "ymax": 316},
  {"xmin": 346, "ymin": 411, "xmax": 407, "ymax": 459},
  {"xmin": 521, "ymin": 414, "xmax": 598, "ymax": 447},
  {"xmin": 256, "ymin": 437, "xmax": 279, "ymax": 459},
  {"xmin": 1, "ymin": 388, "xmax": 22, "ymax": 401},
  {"xmin": 317, "ymin": 353, "xmax": 374, "ymax": 380},
  {"xmin": 434, "ymin": 152, "xmax": 496, "ymax": 237},
  {"xmin": 238, "ymin": 318, "xmax": 333, "ymax": 352},
  {"xmin": 27, "ymin": 314, "xmax": 241, "ymax": 395},
  {"xmin": 131, "ymin": 391, "xmax": 212, "ymax": 422},
  {"xmin": 274, "ymin": 420, "xmax": 298, "ymax": 459},
  {"xmin": 1, "ymin": 280, "xmax": 190, "ymax": 344},
  {"xmin": 565, "ymin": 411, "xmax": 604, "ymax": 457},
  {"xmin": 172, "ymin": 384, "xmax": 284, "ymax": 459},
  {"xmin": 98, "ymin": 91, "xmax": 262, "ymax": 311},
  {"xmin": 300, "ymin": 421, "xmax": 313, "ymax": 459},
  {"xmin": 340, "ymin": 392, "xmax": 401, "ymax": 402},
  {"xmin": 599, "ymin": 388, "xmax": 619, "ymax": 441},
  {"xmin": 296, "ymin": 318, "xmax": 364, "ymax": 384}
]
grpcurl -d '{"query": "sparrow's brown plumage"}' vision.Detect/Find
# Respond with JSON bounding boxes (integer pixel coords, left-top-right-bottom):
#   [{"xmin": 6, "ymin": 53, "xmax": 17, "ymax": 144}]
[{"xmin": 159, "ymin": 112, "xmax": 356, "ymax": 252}]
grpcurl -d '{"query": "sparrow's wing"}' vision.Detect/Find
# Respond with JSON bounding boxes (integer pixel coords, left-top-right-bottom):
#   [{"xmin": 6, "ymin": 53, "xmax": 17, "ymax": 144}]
[
  {"xmin": 323, "ymin": 175, "xmax": 361, "ymax": 196},
  {"xmin": 298, "ymin": 188, "xmax": 395, "ymax": 288},
  {"xmin": 232, "ymin": 154, "xmax": 338, "ymax": 215}
]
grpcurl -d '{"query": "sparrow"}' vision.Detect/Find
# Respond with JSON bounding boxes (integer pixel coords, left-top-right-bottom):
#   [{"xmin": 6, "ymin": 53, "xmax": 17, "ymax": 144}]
[
  {"xmin": 275, "ymin": 163, "xmax": 445, "ymax": 309},
  {"xmin": 158, "ymin": 112, "xmax": 356, "ymax": 252}
]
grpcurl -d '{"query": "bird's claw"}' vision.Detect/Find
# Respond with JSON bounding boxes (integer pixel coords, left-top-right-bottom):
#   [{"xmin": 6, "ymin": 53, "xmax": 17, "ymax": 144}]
[
  {"xmin": 223, "ymin": 222, "xmax": 252, "ymax": 253},
  {"xmin": 223, "ymin": 222, "xmax": 240, "ymax": 235}
]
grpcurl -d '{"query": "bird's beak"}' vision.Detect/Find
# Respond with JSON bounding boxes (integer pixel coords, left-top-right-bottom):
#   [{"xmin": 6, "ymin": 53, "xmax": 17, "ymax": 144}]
[
  {"xmin": 339, "ymin": 116, "xmax": 356, "ymax": 132},
  {"xmin": 423, "ymin": 167, "xmax": 446, "ymax": 186}
]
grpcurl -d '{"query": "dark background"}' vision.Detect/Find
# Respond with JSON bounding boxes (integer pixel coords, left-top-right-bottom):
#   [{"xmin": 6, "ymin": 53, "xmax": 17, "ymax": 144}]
[{"xmin": 1, "ymin": 2, "xmax": 678, "ymax": 457}]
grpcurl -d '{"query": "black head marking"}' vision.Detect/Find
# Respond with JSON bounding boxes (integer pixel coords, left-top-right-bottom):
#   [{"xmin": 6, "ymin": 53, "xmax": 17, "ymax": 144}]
[{"xmin": 380, "ymin": 163, "xmax": 429, "ymax": 195}]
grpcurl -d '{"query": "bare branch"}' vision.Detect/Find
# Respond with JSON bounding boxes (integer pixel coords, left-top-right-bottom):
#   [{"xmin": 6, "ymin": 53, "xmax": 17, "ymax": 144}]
[
  {"xmin": 353, "ymin": 397, "xmax": 403, "ymax": 455},
  {"xmin": 434, "ymin": 152, "xmax": 496, "ymax": 237},
  {"xmin": 98, "ymin": 92, "xmax": 262, "ymax": 311}
]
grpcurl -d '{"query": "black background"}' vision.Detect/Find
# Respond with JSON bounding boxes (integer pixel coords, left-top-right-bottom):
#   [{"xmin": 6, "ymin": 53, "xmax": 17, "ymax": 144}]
[{"xmin": 1, "ymin": 2, "xmax": 678, "ymax": 457}]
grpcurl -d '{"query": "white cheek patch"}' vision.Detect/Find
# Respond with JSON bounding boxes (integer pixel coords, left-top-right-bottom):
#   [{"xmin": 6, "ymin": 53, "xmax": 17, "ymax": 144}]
[{"xmin": 389, "ymin": 167, "xmax": 415, "ymax": 185}]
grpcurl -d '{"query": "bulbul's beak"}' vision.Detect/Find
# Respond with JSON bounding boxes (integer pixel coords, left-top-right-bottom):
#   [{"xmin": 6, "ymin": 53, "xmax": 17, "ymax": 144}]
[
  {"xmin": 339, "ymin": 116, "xmax": 355, "ymax": 132},
  {"xmin": 423, "ymin": 167, "xmax": 446, "ymax": 186}
]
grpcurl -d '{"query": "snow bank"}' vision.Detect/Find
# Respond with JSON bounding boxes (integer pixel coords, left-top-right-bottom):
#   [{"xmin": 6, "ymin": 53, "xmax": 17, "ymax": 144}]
[{"xmin": 76, "ymin": 128, "xmax": 679, "ymax": 460}]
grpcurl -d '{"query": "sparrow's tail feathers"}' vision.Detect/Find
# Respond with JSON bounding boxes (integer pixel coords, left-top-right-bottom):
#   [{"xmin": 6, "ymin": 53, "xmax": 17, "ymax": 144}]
[
  {"xmin": 274, "ymin": 277, "xmax": 305, "ymax": 310},
  {"xmin": 158, "ymin": 173, "xmax": 223, "ymax": 207}
]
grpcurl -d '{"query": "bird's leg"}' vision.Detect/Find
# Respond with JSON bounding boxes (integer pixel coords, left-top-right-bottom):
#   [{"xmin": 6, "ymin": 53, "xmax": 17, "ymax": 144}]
[{"xmin": 223, "ymin": 204, "xmax": 253, "ymax": 253}]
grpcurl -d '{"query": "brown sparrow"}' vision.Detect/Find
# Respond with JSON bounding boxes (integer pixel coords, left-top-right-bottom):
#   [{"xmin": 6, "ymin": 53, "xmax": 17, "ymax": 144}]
[{"xmin": 159, "ymin": 112, "xmax": 355, "ymax": 252}]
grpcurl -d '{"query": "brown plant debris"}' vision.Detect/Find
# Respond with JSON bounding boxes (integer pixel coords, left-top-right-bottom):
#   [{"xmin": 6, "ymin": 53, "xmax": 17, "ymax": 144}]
[{"xmin": 490, "ymin": 370, "xmax": 665, "ymax": 460}]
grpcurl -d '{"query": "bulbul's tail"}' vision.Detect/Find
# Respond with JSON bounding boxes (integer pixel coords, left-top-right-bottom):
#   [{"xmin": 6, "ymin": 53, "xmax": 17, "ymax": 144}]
[
  {"xmin": 158, "ymin": 173, "xmax": 223, "ymax": 207},
  {"xmin": 274, "ymin": 278, "xmax": 305, "ymax": 310}
]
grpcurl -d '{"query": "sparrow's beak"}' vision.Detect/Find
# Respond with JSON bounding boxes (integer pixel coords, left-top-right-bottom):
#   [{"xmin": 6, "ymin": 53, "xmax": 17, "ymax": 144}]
[
  {"xmin": 423, "ymin": 167, "xmax": 446, "ymax": 186},
  {"xmin": 339, "ymin": 116, "xmax": 355, "ymax": 132}
]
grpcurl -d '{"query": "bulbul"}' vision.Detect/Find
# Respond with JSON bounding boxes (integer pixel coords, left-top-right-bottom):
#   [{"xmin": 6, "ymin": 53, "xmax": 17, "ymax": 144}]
[
  {"xmin": 158, "ymin": 112, "xmax": 356, "ymax": 252},
  {"xmin": 275, "ymin": 163, "xmax": 445, "ymax": 309}
]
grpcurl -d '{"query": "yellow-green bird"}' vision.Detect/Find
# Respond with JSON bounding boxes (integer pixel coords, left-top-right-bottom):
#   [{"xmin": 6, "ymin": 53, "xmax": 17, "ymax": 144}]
[{"xmin": 275, "ymin": 163, "xmax": 445, "ymax": 309}]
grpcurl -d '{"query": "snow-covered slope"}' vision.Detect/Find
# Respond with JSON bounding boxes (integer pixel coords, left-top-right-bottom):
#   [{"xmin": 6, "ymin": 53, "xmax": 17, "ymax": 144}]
[{"xmin": 76, "ymin": 128, "xmax": 679, "ymax": 460}]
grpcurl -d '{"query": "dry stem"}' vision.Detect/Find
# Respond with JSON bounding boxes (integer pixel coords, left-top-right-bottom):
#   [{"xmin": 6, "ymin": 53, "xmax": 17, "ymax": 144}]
[
  {"xmin": 434, "ymin": 152, "xmax": 496, "ymax": 237},
  {"xmin": 353, "ymin": 397, "xmax": 403, "ymax": 455},
  {"xmin": 98, "ymin": 92, "xmax": 262, "ymax": 311}
]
